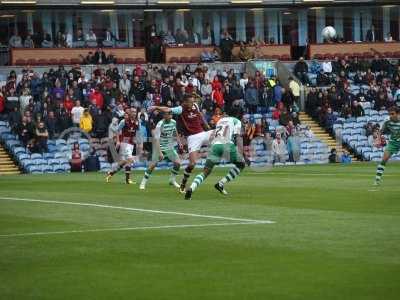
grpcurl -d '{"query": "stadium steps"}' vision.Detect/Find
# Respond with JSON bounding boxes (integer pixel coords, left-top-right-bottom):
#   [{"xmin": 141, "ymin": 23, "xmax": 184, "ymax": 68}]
[
  {"xmin": 298, "ymin": 112, "xmax": 358, "ymax": 161},
  {"xmin": 0, "ymin": 146, "xmax": 20, "ymax": 175}
]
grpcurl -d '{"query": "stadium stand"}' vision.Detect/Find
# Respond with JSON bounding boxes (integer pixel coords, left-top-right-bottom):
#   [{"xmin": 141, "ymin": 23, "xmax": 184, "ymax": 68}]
[{"xmin": 0, "ymin": 61, "xmax": 334, "ymax": 174}]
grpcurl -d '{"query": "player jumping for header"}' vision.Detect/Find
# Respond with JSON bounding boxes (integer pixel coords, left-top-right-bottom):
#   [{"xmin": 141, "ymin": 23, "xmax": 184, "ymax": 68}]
[
  {"xmin": 140, "ymin": 111, "xmax": 181, "ymax": 190},
  {"xmin": 106, "ymin": 108, "xmax": 138, "ymax": 184},
  {"xmin": 185, "ymin": 108, "xmax": 246, "ymax": 200},
  {"xmin": 149, "ymin": 94, "xmax": 212, "ymax": 193},
  {"xmin": 374, "ymin": 106, "xmax": 400, "ymax": 185}
]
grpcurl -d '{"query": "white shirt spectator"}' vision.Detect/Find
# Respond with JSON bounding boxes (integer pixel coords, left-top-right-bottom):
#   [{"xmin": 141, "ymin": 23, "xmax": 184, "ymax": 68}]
[
  {"xmin": 239, "ymin": 78, "xmax": 249, "ymax": 90},
  {"xmin": 19, "ymin": 94, "xmax": 32, "ymax": 113},
  {"xmin": 85, "ymin": 31, "xmax": 97, "ymax": 42},
  {"xmin": 9, "ymin": 34, "xmax": 22, "ymax": 48},
  {"xmin": 119, "ymin": 78, "xmax": 131, "ymax": 95},
  {"xmin": 66, "ymin": 32, "xmax": 73, "ymax": 48},
  {"xmin": 322, "ymin": 61, "xmax": 332, "ymax": 73},
  {"xmin": 71, "ymin": 105, "xmax": 85, "ymax": 125},
  {"xmin": 272, "ymin": 137, "xmax": 286, "ymax": 163}
]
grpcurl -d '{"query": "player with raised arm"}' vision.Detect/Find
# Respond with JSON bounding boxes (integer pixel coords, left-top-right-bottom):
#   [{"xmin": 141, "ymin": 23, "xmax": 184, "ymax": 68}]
[
  {"xmin": 106, "ymin": 108, "xmax": 138, "ymax": 184},
  {"xmin": 140, "ymin": 111, "xmax": 181, "ymax": 190},
  {"xmin": 374, "ymin": 106, "xmax": 400, "ymax": 185},
  {"xmin": 184, "ymin": 108, "xmax": 246, "ymax": 200},
  {"xmin": 149, "ymin": 94, "xmax": 211, "ymax": 193}
]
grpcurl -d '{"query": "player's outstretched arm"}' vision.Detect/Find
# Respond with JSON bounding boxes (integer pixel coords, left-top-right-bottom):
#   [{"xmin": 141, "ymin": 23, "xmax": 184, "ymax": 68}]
[{"xmin": 148, "ymin": 106, "xmax": 172, "ymax": 113}]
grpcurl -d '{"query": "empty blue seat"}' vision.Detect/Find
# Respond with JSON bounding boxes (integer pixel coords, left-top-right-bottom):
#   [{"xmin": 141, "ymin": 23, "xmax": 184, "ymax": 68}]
[{"xmin": 30, "ymin": 153, "xmax": 42, "ymax": 159}]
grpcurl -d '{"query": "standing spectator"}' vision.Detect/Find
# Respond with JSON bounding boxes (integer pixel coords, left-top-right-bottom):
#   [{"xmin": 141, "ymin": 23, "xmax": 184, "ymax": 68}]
[
  {"xmin": 70, "ymin": 143, "xmax": 83, "ymax": 172},
  {"xmin": 45, "ymin": 111, "xmax": 58, "ymax": 139},
  {"xmin": 93, "ymin": 47, "xmax": 107, "ymax": 64},
  {"xmin": 80, "ymin": 109, "xmax": 93, "ymax": 133},
  {"xmin": 272, "ymin": 133, "xmax": 286, "ymax": 164},
  {"xmin": 89, "ymin": 86, "xmax": 104, "ymax": 109},
  {"xmin": 93, "ymin": 109, "xmax": 109, "ymax": 138},
  {"xmin": 220, "ymin": 31, "xmax": 234, "ymax": 62},
  {"xmin": 71, "ymin": 100, "xmax": 84, "ymax": 127},
  {"xmin": 17, "ymin": 116, "xmax": 34, "ymax": 147},
  {"xmin": 244, "ymin": 82, "xmax": 259, "ymax": 113},
  {"xmin": 35, "ymin": 121, "xmax": 49, "ymax": 153},
  {"xmin": 288, "ymin": 77, "xmax": 301, "ymax": 105},
  {"xmin": 201, "ymin": 23, "xmax": 214, "ymax": 46},
  {"xmin": 366, "ymin": 25, "xmax": 376, "ymax": 42},
  {"xmin": 119, "ymin": 74, "xmax": 131, "ymax": 95}
]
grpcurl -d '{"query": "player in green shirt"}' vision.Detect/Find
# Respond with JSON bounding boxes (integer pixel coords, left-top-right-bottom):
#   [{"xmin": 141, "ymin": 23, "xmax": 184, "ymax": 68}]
[
  {"xmin": 185, "ymin": 109, "xmax": 246, "ymax": 200},
  {"xmin": 374, "ymin": 106, "xmax": 400, "ymax": 185},
  {"xmin": 140, "ymin": 111, "xmax": 181, "ymax": 190}
]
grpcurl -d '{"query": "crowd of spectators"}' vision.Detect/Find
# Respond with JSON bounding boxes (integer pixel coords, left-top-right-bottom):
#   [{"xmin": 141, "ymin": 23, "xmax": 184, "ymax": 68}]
[
  {"xmin": 0, "ymin": 62, "xmax": 302, "ymax": 161},
  {"xmin": 303, "ymin": 54, "xmax": 400, "ymax": 135},
  {"xmin": 8, "ymin": 27, "xmax": 120, "ymax": 49}
]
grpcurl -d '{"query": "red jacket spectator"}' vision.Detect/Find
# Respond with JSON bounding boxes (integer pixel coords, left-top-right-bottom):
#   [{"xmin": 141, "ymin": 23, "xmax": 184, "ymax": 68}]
[
  {"xmin": 0, "ymin": 94, "xmax": 4, "ymax": 113},
  {"xmin": 64, "ymin": 96, "xmax": 74, "ymax": 112},
  {"xmin": 211, "ymin": 77, "xmax": 222, "ymax": 91},
  {"xmin": 89, "ymin": 88, "xmax": 104, "ymax": 109},
  {"xmin": 211, "ymin": 88, "xmax": 224, "ymax": 108},
  {"xmin": 134, "ymin": 65, "xmax": 143, "ymax": 77}
]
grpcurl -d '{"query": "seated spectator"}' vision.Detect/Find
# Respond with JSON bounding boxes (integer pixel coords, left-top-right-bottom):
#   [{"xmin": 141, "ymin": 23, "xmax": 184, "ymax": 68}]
[
  {"xmin": 66, "ymin": 31, "xmax": 73, "ymax": 48},
  {"xmin": 340, "ymin": 150, "xmax": 352, "ymax": 164},
  {"xmin": 35, "ymin": 121, "xmax": 49, "ymax": 154},
  {"xmin": 368, "ymin": 129, "xmax": 386, "ymax": 149},
  {"xmin": 80, "ymin": 109, "xmax": 93, "ymax": 133},
  {"xmin": 329, "ymin": 148, "xmax": 337, "ymax": 163},
  {"xmin": 310, "ymin": 58, "xmax": 322, "ymax": 74},
  {"xmin": 187, "ymin": 29, "xmax": 201, "ymax": 44},
  {"xmin": 272, "ymin": 133, "xmax": 286, "ymax": 164},
  {"xmin": 238, "ymin": 43, "xmax": 253, "ymax": 62},
  {"xmin": 56, "ymin": 31, "xmax": 66, "ymax": 47},
  {"xmin": 322, "ymin": 59, "xmax": 333, "ymax": 75},
  {"xmin": 70, "ymin": 143, "xmax": 83, "ymax": 172},
  {"xmin": 41, "ymin": 33, "xmax": 53, "ymax": 48},
  {"xmin": 108, "ymin": 117, "xmax": 119, "ymax": 139},
  {"xmin": 24, "ymin": 34, "xmax": 34, "ymax": 48},
  {"xmin": 103, "ymin": 28, "xmax": 116, "ymax": 46},
  {"xmin": 163, "ymin": 30, "xmax": 176, "ymax": 45},
  {"xmin": 212, "ymin": 47, "xmax": 221, "ymax": 62},
  {"xmin": 9, "ymin": 30, "xmax": 22, "ymax": 48},
  {"xmin": 200, "ymin": 48, "xmax": 214, "ymax": 63},
  {"xmin": 85, "ymin": 29, "xmax": 97, "ymax": 42},
  {"xmin": 293, "ymin": 57, "xmax": 310, "ymax": 85},
  {"xmin": 384, "ymin": 33, "xmax": 393, "ymax": 42}
]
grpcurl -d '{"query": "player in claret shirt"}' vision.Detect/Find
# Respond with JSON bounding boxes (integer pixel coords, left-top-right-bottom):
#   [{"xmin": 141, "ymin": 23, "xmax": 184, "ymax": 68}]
[
  {"xmin": 374, "ymin": 106, "xmax": 400, "ymax": 185},
  {"xmin": 106, "ymin": 108, "xmax": 138, "ymax": 184},
  {"xmin": 149, "ymin": 94, "xmax": 212, "ymax": 193}
]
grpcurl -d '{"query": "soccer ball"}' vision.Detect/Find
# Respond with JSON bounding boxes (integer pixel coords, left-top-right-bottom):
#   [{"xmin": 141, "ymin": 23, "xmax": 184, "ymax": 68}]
[{"xmin": 321, "ymin": 26, "xmax": 337, "ymax": 40}]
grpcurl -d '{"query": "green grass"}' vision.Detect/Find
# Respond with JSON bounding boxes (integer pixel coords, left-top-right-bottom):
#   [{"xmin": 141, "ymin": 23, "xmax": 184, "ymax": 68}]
[{"xmin": 0, "ymin": 163, "xmax": 399, "ymax": 300}]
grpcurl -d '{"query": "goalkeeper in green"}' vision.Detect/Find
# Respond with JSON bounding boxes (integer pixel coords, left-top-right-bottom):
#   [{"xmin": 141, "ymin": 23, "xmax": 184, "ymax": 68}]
[
  {"xmin": 140, "ymin": 111, "xmax": 181, "ymax": 190},
  {"xmin": 185, "ymin": 109, "xmax": 246, "ymax": 200},
  {"xmin": 374, "ymin": 106, "xmax": 400, "ymax": 185}
]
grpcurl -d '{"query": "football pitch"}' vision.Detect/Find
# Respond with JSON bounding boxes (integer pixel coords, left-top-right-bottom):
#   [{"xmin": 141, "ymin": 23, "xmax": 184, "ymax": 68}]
[{"xmin": 0, "ymin": 163, "xmax": 399, "ymax": 300}]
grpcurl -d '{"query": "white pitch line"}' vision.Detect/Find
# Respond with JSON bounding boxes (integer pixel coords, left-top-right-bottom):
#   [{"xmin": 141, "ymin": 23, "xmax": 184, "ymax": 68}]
[
  {"xmin": 0, "ymin": 196, "xmax": 275, "ymax": 224},
  {"xmin": 0, "ymin": 222, "xmax": 267, "ymax": 238}
]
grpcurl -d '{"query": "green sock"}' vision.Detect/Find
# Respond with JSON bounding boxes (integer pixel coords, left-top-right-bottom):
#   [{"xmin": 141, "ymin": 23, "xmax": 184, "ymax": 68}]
[{"xmin": 190, "ymin": 173, "xmax": 206, "ymax": 192}]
